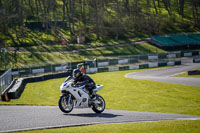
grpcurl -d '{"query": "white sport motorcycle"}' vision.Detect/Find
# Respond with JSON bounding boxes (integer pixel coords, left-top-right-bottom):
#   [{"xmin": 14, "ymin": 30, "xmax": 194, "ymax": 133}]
[{"xmin": 58, "ymin": 76, "xmax": 106, "ymax": 113}]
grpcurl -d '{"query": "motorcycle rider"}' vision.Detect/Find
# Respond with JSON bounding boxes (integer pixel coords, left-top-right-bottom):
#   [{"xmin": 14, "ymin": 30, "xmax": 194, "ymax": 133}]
[{"xmin": 73, "ymin": 69, "xmax": 96, "ymax": 100}]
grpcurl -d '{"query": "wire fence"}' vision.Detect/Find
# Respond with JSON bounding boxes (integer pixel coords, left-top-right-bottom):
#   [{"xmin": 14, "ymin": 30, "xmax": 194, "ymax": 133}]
[{"xmin": 0, "ymin": 67, "xmax": 12, "ymax": 96}]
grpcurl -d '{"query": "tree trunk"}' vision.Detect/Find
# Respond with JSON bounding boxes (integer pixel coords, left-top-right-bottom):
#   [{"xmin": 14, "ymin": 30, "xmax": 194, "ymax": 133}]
[
  {"xmin": 0, "ymin": 0, "xmax": 2, "ymax": 8},
  {"xmin": 35, "ymin": 0, "xmax": 40, "ymax": 21},
  {"xmin": 124, "ymin": 0, "xmax": 130, "ymax": 16},
  {"xmin": 28, "ymin": 0, "xmax": 34, "ymax": 17},
  {"xmin": 135, "ymin": 0, "xmax": 139, "ymax": 15},
  {"xmin": 62, "ymin": 0, "xmax": 66, "ymax": 22},
  {"xmin": 158, "ymin": 0, "xmax": 161, "ymax": 8},
  {"xmin": 41, "ymin": 0, "xmax": 49, "ymax": 31},
  {"xmin": 65, "ymin": 0, "xmax": 72, "ymax": 35},
  {"xmin": 163, "ymin": 0, "xmax": 171, "ymax": 15},
  {"xmin": 94, "ymin": 0, "xmax": 100, "ymax": 40},
  {"xmin": 19, "ymin": 0, "xmax": 24, "ymax": 24},
  {"xmin": 153, "ymin": 0, "xmax": 158, "ymax": 14},
  {"xmin": 146, "ymin": 0, "xmax": 150, "ymax": 5},
  {"xmin": 82, "ymin": 0, "xmax": 86, "ymax": 23},
  {"xmin": 192, "ymin": 0, "xmax": 200, "ymax": 27},
  {"xmin": 179, "ymin": 0, "xmax": 185, "ymax": 17},
  {"xmin": 69, "ymin": 0, "xmax": 75, "ymax": 34}
]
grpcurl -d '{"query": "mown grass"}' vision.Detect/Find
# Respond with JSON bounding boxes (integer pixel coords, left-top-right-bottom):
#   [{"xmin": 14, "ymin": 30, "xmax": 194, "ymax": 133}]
[
  {"xmin": 1, "ymin": 42, "xmax": 166, "ymax": 70},
  {"xmin": 1, "ymin": 69, "xmax": 200, "ymax": 115},
  {"xmin": 18, "ymin": 38, "xmax": 141, "ymax": 53},
  {"xmin": 0, "ymin": 52, "xmax": 88, "ymax": 69},
  {"xmin": 16, "ymin": 120, "xmax": 200, "ymax": 133},
  {"xmin": 174, "ymin": 68, "xmax": 200, "ymax": 78},
  {"xmin": 79, "ymin": 43, "xmax": 166, "ymax": 56},
  {"xmin": 174, "ymin": 73, "xmax": 200, "ymax": 78}
]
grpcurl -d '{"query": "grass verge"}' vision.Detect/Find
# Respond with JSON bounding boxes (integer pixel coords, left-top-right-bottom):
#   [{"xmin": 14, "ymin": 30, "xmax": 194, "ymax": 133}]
[
  {"xmin": 1, "ymin": 69, "xmax": 200, "ymax": 115},
  {"xmin": 15, "ymin": 120, "xmax": 200, "ymax": 133},
  {"xmin": 174, "ymin": 72, "xmax": 200, "ymax": 78},
  {"xmin": 174, "ymin": 68, "xmax": 200, "ymax": 78}
]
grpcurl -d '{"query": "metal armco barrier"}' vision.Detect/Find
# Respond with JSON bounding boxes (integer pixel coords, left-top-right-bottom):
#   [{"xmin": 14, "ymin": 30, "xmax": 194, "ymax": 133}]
[{"xmin": 0, "ymin": 67, "xmax": 12, "ymax": 99}]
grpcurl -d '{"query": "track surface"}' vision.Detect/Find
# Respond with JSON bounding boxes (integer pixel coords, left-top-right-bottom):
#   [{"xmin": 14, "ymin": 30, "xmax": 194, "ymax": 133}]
[
  {"xmin": 0, "ymin": 106, "xmax": 200, "ymax": 133},
  {"xmin": 126, "ymin": 58, "xmax": 200, "ymax": 86}
]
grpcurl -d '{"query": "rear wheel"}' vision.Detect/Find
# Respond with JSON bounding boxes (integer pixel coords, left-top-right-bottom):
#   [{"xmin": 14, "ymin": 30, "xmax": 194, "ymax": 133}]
[
  {"xmin": 58, "ymin": 94, "xmax": 74, "ymax": 113},
  {"xmin": 92, "ymin": 95, "xmax": 105, "ymax": 113}
]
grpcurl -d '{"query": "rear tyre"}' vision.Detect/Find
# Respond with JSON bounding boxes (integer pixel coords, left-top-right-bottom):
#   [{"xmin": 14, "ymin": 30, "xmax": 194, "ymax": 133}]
[
  {"xmin": 92, "ymin": 95, "xmax": 105, "ymax": 113},
  {"xmin": 58, "ymin": 94, "xmax": 74, "ymax": 113}
]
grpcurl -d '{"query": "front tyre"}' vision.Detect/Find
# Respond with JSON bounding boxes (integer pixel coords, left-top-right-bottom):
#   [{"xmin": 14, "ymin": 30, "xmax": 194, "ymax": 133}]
[
  {"xmin": 92, "ymin": 95, "xmax": 105, "ymax": 113},
  {"xmin": 58, "ymin": 94, "xmax": 74, "ymax": 113}
]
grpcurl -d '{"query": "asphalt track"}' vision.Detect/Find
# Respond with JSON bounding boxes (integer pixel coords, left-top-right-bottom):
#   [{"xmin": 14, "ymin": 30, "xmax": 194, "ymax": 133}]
[
  {"xmin": 0, "ymin": 106, "xmax": 200, "ymax": 133},
  {"xmin": 125, "ymin": 58, "xmax": 200, "ymax": 87}
]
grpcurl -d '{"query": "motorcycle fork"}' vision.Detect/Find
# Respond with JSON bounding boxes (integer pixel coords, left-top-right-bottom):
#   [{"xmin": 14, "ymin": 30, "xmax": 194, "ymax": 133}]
[{"xmin": 66, "ymin": 94, "xmax": 72, "ymax": 104}]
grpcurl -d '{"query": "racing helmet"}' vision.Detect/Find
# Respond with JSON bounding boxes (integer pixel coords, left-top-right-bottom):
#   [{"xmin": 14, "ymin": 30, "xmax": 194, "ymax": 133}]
[{"xmin": 73, "ymin": 69, "xmax": 82, "ymax": 78}]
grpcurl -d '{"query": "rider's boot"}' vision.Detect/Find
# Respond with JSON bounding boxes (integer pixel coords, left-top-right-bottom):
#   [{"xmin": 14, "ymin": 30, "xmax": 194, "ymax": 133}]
[
  {"xmin": 90, "ymin": 90, "xmax": 97, "ymax": 101},
  {"xmin": 91, "ymin": 94, "xmax": 96, "ymax": 101}
]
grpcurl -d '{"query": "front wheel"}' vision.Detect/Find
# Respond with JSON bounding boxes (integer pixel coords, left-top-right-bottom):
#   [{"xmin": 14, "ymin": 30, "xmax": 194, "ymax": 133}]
[
  {"xmin": 58, "ymin": 94, "xmax": 74, "ymax": 113},
  {"xmin": 92, "ymin": 95, "xmax": 105, "ymax": 113}
]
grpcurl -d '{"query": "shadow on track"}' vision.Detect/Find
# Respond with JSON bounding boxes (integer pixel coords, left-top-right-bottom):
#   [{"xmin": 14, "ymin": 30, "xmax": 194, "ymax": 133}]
[{"xmin": 64, "ymin": 113, "xmax": 122, "ymax": 118}]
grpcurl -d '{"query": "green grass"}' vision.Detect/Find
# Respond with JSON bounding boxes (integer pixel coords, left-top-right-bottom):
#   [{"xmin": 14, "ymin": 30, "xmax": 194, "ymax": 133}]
[
  {"xmin": 79, "ymin": 43, "xmax": 166, "ymax": 56},
  {"xmin": 174, "ymin": 68, "xmax": 200, "ymax": 78},
  {"xmin": 1, "ymin": 42, "xmax": 166, "ymax": 70},
  {"xmin": 0, "ymin": 52, "xmax": 88, "ymax": 69},
  {"xmin": 174, "ymin": 72, "xmax": 200, "ymax": 78},
  {"xmin": 15, "ymin": 42, "xmax": 164, "ymax": 54},
  {"xmin": 15, "ymin": 120, "xmax": 200, "ymax": 133},
  {"xmin": 5, "ymin": 29, "xmax": 59, "ymax": 47},
  {"xmin": 1, "ymin": 69, "xmax": 200, "ymax": 115}
]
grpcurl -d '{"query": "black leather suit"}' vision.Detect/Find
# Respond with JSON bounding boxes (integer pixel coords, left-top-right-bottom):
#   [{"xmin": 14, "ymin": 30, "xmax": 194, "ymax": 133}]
[{"xmin": 74, "ymin": 74, "xmax": 96, "ymax": 96}]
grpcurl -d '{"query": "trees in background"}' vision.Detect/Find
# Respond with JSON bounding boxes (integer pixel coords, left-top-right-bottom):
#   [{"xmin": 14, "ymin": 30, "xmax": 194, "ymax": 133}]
[{"xmin": 0, "ymin": 0, "xmax": 200, "ymax": 47}]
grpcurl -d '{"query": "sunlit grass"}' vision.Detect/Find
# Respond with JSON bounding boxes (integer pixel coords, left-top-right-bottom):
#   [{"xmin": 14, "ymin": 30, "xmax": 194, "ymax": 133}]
[
  {"xmin": 79, "ymin": 43, "xmax": 166, "ymax": 56},
  {"xmin": 174, "ymin": 68, "xmax": 200, "ymax": 78},
  {"xmin": 16, "ymin": 120, "xmax": 200, "ymax": 133},
  {"xmin": 1, "ymin": 69, "xmax": 200, "ymax": 115},
  {"xmin": 174, "ymin": 72, "xmax": 200, "ymax": 78},
  {"xmin": 1, "ymin": 42, "xmax": 166, "ymax": 70}
]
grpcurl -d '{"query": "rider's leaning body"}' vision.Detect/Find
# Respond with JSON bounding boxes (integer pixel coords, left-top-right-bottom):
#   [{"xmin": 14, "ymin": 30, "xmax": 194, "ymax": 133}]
[{"xmin": 73, "ymin": 69, "xmax": 96, "ymax": 99}]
